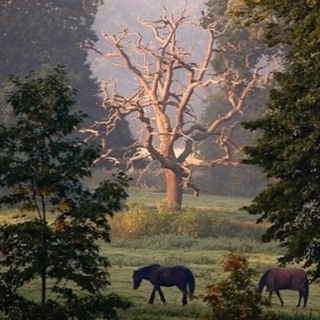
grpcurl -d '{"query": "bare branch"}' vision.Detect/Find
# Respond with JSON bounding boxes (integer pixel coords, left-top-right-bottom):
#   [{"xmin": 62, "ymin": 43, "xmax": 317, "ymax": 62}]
[{"xmin": 84, "ymin": 7, "xmax": 273, "ymax": 206}]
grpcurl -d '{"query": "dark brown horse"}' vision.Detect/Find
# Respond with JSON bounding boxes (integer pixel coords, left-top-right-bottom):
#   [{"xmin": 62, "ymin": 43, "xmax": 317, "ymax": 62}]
[
  {"xmin": 257, "ymin": 267, "xmax": 309, "ymax": 307},
  {"xmin": 132, "ymin": 264, "xmax": 196, "ymax": 305}
]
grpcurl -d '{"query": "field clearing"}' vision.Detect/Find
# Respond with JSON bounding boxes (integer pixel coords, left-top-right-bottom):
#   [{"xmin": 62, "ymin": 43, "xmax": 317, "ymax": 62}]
[
  {"xmin": 126, "ymin": 189, "xmax": 250, "ymax": 213},
  {"xmin": 1, "ymin": 190, "xmax": 320, "ymax": 319},
  {"xmin": 106, "ymin": 246, "xmax": 320, "ymax": 320},
  {"xmin": 104, "ymin": 190, "xmax": 320, "ymax": 319}
]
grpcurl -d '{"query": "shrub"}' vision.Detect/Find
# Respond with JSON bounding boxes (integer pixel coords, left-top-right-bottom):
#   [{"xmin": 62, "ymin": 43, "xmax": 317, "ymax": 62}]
[
  {"xmin": 109, "ymin": 203, "xmax": 268, "ymax": 242},
  {"xmin": 110, "ymin": 202, "xmax": 181, "ymax": 239},
  {"xmin": 110, "ymin": 203, "xmax": 150, "ymax": 240},
  {"xmin": 203, "ymin": 252, "xmax": 264, "ymax": 320},
  {"xmin": 176, "ymin": 208, "xmax": 214, "ymax": 237},
  {"xmin": 149, "ymin": 201, "xmax": 180, "ymax": 234}
]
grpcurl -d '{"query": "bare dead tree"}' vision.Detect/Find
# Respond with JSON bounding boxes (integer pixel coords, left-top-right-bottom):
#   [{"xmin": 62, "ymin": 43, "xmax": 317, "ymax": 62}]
[{"xmin": 84, "ymin": 7, "xmax": 275, "ymax": 209}]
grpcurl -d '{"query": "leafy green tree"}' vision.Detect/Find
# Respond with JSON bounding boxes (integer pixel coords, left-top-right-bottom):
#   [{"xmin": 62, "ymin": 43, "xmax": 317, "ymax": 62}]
[
  {"xmin": 196, "ymin": 0, "xmax": 272, "ymax": 197},
  {"xmin": 0, "ymin": 66, "xmax": 131, "ymax": 319},
  {"xmin": 0, "ymin": 0, "xmax": 133, "ymax": 153},
  {"xmin": 242, "ymin": 1, "xmax": 320, "ymax": 279}
]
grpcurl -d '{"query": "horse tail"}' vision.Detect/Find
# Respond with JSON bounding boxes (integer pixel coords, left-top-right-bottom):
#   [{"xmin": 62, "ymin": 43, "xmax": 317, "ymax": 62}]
[
  {"xmin": 258, "ymin": 269, "xmax": 270, "ymax": 293},
  {"xmin": 186, "ymin": 268, "xmax": 197, "ymax": 300}
]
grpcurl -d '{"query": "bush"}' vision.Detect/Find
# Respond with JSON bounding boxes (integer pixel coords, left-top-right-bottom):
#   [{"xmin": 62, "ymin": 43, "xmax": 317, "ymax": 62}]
[
  {"xmin": 176, "ymin": 208, "xmax": 214, "ymax": 237},
  {"xmin": 149, "ymin": 201, "xmax": 180, "ymax": 234},
  {"xmin": 203, "ymin": 252, "xmax": 264, "ymax": 320},
  {"xmin": 110, "ymin": 203, "xmax": 150, "ymax": 240},
  {"xmin": 109, "ymin": 204, "xmax": 267, "ymax": 241}
]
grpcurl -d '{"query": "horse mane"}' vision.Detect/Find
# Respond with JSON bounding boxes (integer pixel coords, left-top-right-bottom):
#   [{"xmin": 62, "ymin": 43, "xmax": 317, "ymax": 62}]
[
  {"xmin": 137, "ymin": 264, "xmax": 161, "ymax": 274},
  {"xmin": 258, "ymin": 268, "xmax": 271, "ymax": 293}
]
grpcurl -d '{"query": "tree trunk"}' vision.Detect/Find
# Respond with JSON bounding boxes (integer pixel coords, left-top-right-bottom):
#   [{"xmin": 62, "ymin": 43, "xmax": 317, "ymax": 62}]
[{"xmin": 165, "ymin": 169, "xmax": 183, "ymax": 210}]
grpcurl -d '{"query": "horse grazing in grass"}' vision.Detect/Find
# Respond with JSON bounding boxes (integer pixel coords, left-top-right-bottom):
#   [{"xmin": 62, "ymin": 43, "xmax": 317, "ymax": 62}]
[
  {"xmin": 257, "ymin": 267, "xmax": 309, "ymax": 308},
  {"xmin": 132, "ymin": 264, "xmax": 196, "ymax": 305}
]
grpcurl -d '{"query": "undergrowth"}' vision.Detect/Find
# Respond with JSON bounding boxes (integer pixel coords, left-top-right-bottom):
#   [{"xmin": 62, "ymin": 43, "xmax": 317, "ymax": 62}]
[
  {"xmin": 108, "ymin": 202, "xmax": 283, "ymax": 259},
  {"xmin": 109, "ymin": 202, "xmax": 267, "ymax": 240}
]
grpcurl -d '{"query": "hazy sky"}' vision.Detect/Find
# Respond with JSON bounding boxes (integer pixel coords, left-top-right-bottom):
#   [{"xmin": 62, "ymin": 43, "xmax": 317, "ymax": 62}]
[
  {"xmin": 95, "ymin": 0, "xmax": 205, "ymax": 31},
  {"xmin": 90, "ymin": 0, "xmax": 207, "ymax": 79},
  {"xmin": 88, "ymin": 0, "xmax": 209, "ymax": 125}
]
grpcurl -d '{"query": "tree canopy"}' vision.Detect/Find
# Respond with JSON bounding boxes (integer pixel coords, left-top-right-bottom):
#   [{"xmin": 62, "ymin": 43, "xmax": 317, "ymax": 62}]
[
  {"xmin": 196, "ymin": 0, "xmax": 272, "ymax": 196},
  {"xmin": 242, "ymin": 1, "xmax": 320, "ymax": 278},
  {"xmin": 0, "ymin": 0, "xmax": 133, "ymax": 150},
  {"xmin": 0, "ymin": 66, "xmax": 131, "ymax": 319}
]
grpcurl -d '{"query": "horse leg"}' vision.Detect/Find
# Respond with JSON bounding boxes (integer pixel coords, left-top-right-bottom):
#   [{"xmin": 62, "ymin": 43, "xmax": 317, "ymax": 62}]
[
  {"xmin": 177, "ymin": 284, "xmax": 188, "ymax": 305},
  {"xmin": 303, "ymin": 290, "xmax": 308, "ymax": 308},
  {"xmin": 298, "ymin": 290, "xmax": 309, "ymax": 308},
  {"xmin": 182, "ymin": 291, "xmax": 188, "ymax": 305},
  {"xmin": 275, "ymin": 290, "xmax": 284, "ymax": 307},
  {"xmin": 268, "ymin": 291, "xmax": 273, "ymax": 307},
  {"xmin": 297, "ymin": 291, "xmax": 302, "ymax": 308},
  {"xmin": 179, "ymin": 288, "xmax": 188, "ymax": 306},
  {"xmin": 157, "ymin": 286, "xmax": 167, "ymax": 304},
  {"xmin": 148, "ymin": 286, "xmax": 157, "ymax": 304}
]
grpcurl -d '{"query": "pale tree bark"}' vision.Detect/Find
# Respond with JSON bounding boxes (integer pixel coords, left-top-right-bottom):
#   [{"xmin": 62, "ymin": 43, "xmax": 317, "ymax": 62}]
[{"xmin": 84, "ymin": 6, "xmax": 277, "ymax": 209}]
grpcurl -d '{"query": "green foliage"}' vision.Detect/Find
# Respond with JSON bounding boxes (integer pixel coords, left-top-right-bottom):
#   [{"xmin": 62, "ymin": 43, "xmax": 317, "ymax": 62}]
[
  {"xmin": 0, "ymin": 0, "xmax": 99, "ymax": 121},
  {"xmin": 203, "ymin": 252, "xmax": 264, "ymax": 320},
  {"xmin": 110, "ymin": 202, "xmax": 267, "ymax": 241},
  {"xmin": 242, "ymin": 1, "xmax": 320, "ymax": 280},
  {"xmin": 110, "ymin": 203, "xmax": 150, "ymax": 240},
  {"xmin": 0, "ymin": 0, "xmax": 133, "ymax": 159},
  {"xmin": 0, "ymin": 67, "xmax": 132, "ymax": 319},
  {"xmin": 195, "ymin": 0, "xmax": 271, "ymax": 197}
]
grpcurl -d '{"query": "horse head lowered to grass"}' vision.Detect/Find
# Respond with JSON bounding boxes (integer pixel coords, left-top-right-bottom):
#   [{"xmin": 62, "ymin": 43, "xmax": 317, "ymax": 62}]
[
  {"xmin": 257, "ymin": 267, "xmax": 309, "ymax": 308},
  {"xmin": 132, "ymin": 264, "xmax": 196, "ymax": 305}
]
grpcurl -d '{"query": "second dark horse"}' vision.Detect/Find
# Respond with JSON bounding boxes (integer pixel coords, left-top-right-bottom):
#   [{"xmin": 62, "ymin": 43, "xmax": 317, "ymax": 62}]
[
  {"xmin": 257, "ymin": 267, "xmax": 309, "ymax": 308},
  {"xmin": 132, "ymin": 264, "xmax": 196, "ymax": 305}
]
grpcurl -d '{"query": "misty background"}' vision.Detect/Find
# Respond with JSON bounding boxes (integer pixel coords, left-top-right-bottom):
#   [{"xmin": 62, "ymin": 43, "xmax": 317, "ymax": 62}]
[{"xmin": 0, "ymin": 0, "xmax": 267, "ymax": 198}]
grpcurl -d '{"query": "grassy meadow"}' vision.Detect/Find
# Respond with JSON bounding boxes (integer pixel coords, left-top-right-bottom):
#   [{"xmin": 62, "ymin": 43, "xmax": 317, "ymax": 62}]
[
  {"xmin": 103, "ymin": 190, "xmax": 320, "ymax": 320},
  {"xmin": 1, "ymin": 190, "xmax": 320, "ymax": 319}
]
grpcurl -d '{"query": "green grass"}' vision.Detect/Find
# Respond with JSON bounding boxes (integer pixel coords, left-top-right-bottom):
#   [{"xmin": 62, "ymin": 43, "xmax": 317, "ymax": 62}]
[
  {"xmin": 1, "ymin": 190, "xmax": 320, "ymax": 319},
  {"xmin": 104, "ymin": 190, "xmax": 320, "ymax": 319},
  {"xmin": 106, "ymin": 244, "xmax": 320, "ymax": 320},
  {"xmin": 127, "ymin": 189, "xmax": 250, "ymax": 212}
]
